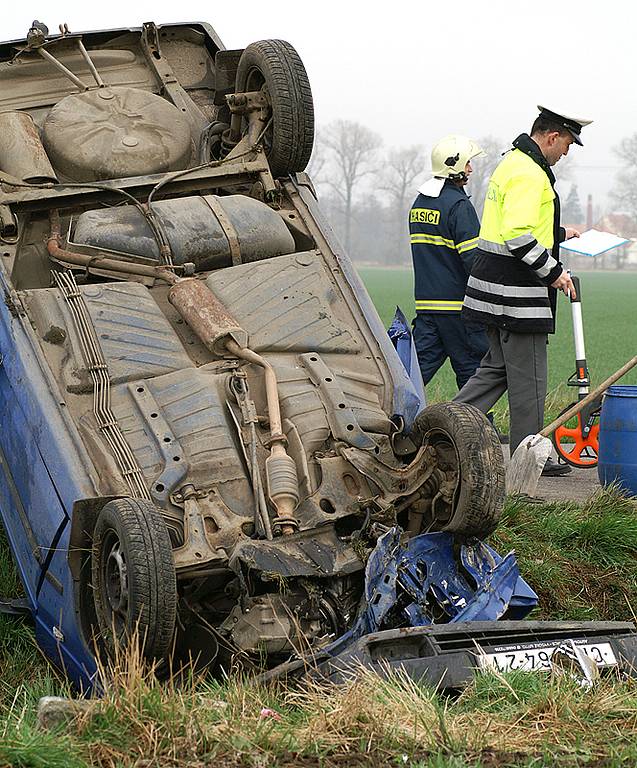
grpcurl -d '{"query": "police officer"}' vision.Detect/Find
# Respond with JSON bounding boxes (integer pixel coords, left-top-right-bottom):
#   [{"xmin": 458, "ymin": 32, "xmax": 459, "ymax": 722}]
[
  {"xmin": 410, "ymin": 136, "xmax": 490, "ymax": 393},
  {"xmin": 454, "ymin": 107, "xmax": 592, "ymax": 476}
]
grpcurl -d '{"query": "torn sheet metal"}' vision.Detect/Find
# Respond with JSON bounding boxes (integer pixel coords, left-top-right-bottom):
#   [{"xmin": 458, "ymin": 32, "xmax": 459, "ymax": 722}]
[
  {"xmin": 387, "ymin": 306, "xmax": 426, "ymax": 420},
  {"xmin": 323, "ymin": 527, "xmax": 538, "ymax": 658}
]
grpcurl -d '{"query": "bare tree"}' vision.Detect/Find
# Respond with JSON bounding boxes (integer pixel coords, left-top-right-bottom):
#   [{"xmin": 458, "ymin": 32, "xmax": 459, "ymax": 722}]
[
  {"xmin": 611, "ymin": 134, "xmax": 637, "ymax": 219},
  {"xmin": 321, "ymin": 120, "xmax": 382, "ymax": 252},
  {"xmin": 379, "ymin": 145, "xmax": 426, "ymax": 214},
  {"xmin": 466, "ymin": 136, "xmax": 505, "ymax": 219},
  {"xmin": 306, "ymin": 128, "xmax": 327, "ymax": 185},
  {"xmin": 378, "ymin": 144, "xmax": 425, "ymax": 264}
]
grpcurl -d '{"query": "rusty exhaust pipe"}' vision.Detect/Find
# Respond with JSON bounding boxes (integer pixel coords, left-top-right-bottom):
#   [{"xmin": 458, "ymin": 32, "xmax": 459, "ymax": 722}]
[
  {"xmin": 225, "ymin": 341, "xmax": 299, "ymax": 536},
  {"xmin": 168, "ymin": 280, "xmax": 299, "ymax": 535}
]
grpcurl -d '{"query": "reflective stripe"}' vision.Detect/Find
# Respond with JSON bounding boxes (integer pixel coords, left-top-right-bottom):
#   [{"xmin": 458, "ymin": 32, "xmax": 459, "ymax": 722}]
[
  {"xmin": 457, "ymin": 236, "xmax": 478, "ymax": 253},
  {"xmin": 467, "ymin": 276, "xmax": 548, "ymax": 298},
  {"xmin": 505, "ymin": 233, "xmax": 535, "ymax": 249},
  {"xmin": 410, "ymin": 233, "xmax": 456, "ymax": 248},
  {"xmin": 535, "ymin": 255, "xmax": 558, "ymax": 278},
  {"xmin": 479, "ymin": 236, "xmax": 556, "ymax": 278},
  {"xmin": 412, "ymin": 233, "xmax": 478, "ymax": 253},
  {"xmin": 478, "ymin": 238, "xmax": 510, "ymax": 255},
  {"xmin": 416, "ymin": 300, "xmax": 463, "ymax": 311},
  {"xmin": 464, "ymin": 295, "xmax": 553, "ymax": 318},
  {"xmin": 521, "ymin": 241, "xmax": 547, "ymax": 264}
]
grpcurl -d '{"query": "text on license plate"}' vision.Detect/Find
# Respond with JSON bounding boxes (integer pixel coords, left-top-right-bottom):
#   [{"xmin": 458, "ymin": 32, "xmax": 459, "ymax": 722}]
[{"xmin": 479, "ymin": 642, "xmax": 617, "ymax": 672}]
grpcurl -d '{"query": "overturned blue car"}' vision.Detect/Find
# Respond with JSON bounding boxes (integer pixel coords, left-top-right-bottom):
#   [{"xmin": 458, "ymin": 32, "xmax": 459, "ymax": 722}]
[{"xmin": 1, "ymin": 20, "xmax": 636, "ymax": 692}]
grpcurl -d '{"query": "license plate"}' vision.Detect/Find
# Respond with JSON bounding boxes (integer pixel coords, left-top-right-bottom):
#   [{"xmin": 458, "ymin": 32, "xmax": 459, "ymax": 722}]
[{"xmin": 478, "ymin": 641, "xmax": 617, "ymax": 673}]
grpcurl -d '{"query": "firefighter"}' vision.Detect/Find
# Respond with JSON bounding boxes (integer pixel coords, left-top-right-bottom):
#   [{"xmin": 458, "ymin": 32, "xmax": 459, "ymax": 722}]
[
  {"xmin": 410, "ymin": 136, "xmax": 489, "ymax": 394},
  {"xmin": 455, "ymin": 106, "xmax": 592, "ymax": 476}
]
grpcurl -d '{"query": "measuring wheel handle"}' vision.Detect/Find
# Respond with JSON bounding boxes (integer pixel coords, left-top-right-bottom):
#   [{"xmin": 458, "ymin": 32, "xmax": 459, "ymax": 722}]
[{"xmin": 553, "ymin": 274, "xmax": 599, "ymax": 467}]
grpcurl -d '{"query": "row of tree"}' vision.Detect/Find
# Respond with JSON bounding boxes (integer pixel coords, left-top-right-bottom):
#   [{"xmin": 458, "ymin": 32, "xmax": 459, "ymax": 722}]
[{"xmin": 308, "ymin": 120, "xmax": 636, "ymax": 266}]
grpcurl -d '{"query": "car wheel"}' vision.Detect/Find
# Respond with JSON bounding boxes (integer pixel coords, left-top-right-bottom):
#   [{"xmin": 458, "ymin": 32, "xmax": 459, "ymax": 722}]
[
  {"xmin": 235, "ymin": 39, "xmax": 314, "ymax": 178},
  {"xmin": 91, "ymin": 498, "xmax": 177, "ymax": 661},
  {"xmin": 413, "ymin": 402, "xmax": 504, "ymax": 537}
]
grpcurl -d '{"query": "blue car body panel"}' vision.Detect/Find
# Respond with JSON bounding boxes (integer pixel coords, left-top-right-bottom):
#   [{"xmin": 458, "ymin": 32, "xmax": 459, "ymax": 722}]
[
  {"xmin": 0, "ymin": 276, "xmax": 98, "ymax": 687},
  {"xmin": 320, "ymin": 527, "xmax": 538, "ymax": 660}
]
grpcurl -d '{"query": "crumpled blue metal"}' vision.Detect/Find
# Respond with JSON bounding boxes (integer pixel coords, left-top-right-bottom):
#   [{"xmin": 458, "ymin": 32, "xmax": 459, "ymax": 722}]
[
  {"xmin": 324, "ymin": 527, "xmax": 538, "ymax": 657},
  {"xmin": 387, "ymin": 306, "xmax": 426, "ymax": 422}
]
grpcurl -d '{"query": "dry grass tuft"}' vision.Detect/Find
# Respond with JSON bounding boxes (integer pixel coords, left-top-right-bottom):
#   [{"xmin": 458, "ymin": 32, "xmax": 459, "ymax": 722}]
[{"xmin": 3, "ymin": 633, "xmax": 637, "ymax": 766}]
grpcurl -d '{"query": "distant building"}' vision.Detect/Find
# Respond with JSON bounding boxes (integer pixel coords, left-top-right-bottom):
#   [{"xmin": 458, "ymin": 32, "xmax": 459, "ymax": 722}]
[
  {"xmin": 595, "ymin": 214, "xmax": 637, "ymax": 268},
  {"xmin": 595, "ymin": 213, "xmax": 637, "ymax": 239}
]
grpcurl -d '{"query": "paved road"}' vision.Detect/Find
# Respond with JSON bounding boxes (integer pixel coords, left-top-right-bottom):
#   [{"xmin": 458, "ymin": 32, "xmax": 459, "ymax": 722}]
[
  {"xmin": 534, "ymin": 464, "xmax": 600, "ymax": 503},
  {"xmin": 502, "ymin": 446, "xmax": 601, "ymax": 503}
]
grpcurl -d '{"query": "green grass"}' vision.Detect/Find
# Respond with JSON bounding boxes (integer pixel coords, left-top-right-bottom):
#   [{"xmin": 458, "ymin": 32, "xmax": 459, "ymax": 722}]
[
  {"xmin": 2, "ymin": 490, "xmax": 637, "ymax": 766},
  {"xmin": 3, "ymin": 641, "xmax": 637, "ymax": 766},
  {"xmin": 358, "ymin": 268, "xmax": 637, "ymax": 426},
  {"xmin": 493, "ymin": 488, "xmax": 637, "ymax": 622}
]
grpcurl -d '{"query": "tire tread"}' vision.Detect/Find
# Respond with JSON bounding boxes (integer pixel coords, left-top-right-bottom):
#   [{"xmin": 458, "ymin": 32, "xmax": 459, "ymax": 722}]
[
  {"xmin": 413, "ymin": 402, "xmax": 505, "ymax": 537},
  {"xmin": 236, "ymin": 39, "xmax": 314, "ymax": 177},
  {"xmin": 92, "ymin": 498, "xmax": 177, "ymax": 661}
]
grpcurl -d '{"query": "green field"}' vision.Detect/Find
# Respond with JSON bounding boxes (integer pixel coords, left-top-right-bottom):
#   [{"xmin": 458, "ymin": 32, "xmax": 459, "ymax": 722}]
[{"xmin": 359, "ymin": 268, "xmax": 637, "ymax": 425}]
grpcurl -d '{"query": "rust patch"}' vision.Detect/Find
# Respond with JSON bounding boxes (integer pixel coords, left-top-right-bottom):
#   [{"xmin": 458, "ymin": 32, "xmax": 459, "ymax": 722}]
[{"xmin": 168, "ymin": 277, "xmax": 248, "ymax": 355}]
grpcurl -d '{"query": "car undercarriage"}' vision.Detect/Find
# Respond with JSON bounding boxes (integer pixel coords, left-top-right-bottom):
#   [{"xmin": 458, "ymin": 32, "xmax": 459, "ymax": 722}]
[{"xmin": 1, "ymin": 20, "xmax": 636, "ymax": 692}]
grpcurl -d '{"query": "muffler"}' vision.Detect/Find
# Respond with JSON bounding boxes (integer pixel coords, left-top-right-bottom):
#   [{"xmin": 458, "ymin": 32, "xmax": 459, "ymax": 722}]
[
  {"xmin": 168, "ymin": 277, "xmax": 248, "ymax": 355},
  {"xmin": 0, "ymin": 111, "xmax": 58, "ymax": 184}
]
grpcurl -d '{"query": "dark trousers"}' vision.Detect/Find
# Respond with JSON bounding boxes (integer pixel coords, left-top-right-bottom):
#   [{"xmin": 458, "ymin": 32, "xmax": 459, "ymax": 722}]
[
  {"xmin": 413, "ymin": 312, "xmax": 490, "ymax": 390},
  {"xmin": 454, "ymin": 326, "xmax": 548, "ymax": 453}
]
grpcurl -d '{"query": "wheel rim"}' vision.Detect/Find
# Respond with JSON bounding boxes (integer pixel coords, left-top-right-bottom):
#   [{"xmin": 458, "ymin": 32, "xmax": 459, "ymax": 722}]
[{"xmin": 101, "ymin": 529, "xmax": 129, "ymax": 634}]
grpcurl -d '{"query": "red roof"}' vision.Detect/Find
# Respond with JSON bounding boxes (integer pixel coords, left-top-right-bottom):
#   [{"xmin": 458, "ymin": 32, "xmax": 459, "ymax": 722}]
[{"xmin": 594, "ymin": 213, "xmax": 637, "ymax": 239}]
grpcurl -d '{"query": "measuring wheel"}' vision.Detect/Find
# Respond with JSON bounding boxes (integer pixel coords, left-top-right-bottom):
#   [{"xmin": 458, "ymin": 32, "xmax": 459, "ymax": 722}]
[{"xmin": 552, "ymin": 403, "xmax": 600, "ymax": 468}]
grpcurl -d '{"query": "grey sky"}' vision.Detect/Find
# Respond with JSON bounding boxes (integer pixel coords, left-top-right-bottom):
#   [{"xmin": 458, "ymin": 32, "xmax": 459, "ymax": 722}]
[{"xmin": 2, "ymin": 1, "xmax": 632, "ymax": 210}]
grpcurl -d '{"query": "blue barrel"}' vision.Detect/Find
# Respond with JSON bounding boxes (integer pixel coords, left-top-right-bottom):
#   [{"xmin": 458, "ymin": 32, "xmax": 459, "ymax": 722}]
[{"xmin": 598, "ymin": 385, "xmax": 637, "ymax": 496}]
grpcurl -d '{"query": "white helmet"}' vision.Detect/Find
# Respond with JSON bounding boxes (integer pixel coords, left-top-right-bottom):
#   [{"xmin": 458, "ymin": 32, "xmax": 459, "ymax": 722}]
[{"xmin": 431, "ymin": 135, "xmax": 485, "ymax": 180}]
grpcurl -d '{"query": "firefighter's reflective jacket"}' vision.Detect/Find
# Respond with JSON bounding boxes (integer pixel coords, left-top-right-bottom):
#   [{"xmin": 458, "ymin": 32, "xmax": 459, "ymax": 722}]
[
  {"xmin": 463, "ymin": 133, "xmax": 565, "ymax": 334},
  {"xmin": 410, "ymin": 181, "xmax": 480, "ymax": 314}
]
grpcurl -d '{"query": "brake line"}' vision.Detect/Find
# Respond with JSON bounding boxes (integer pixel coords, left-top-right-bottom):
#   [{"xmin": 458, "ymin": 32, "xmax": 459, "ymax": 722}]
[{"xmin": 52, "ymin": 269, "xmax": 151, "ymax": 501}]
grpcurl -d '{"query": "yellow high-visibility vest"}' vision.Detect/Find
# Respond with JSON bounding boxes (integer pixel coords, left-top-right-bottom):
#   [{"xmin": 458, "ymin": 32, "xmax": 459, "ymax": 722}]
[{"xmin": 480, "ymin": 149, "xmax": 555, "ymax": 252}]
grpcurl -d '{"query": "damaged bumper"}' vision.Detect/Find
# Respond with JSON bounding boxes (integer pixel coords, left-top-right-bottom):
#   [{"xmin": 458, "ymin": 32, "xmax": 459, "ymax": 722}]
[{"xmin": 266, "ymin": 620, "xmax": 637, "ymax": 689}]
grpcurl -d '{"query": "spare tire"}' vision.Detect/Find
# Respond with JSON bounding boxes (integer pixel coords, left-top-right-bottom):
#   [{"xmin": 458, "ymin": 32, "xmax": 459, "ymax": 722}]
[
  {"xmin": 92, "ymin": 498, "xmax": 177, "ymax": 661},
  {"xmin": 412, "ymin": 402, "xmax": 504, "ymax": 537},
  {"xmin": 235, "ymin": 39, "xmax": 314, "ymax": 178}
]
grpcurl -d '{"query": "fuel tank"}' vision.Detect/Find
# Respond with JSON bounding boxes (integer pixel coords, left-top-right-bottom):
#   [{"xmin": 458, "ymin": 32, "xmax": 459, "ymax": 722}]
[{"xmin": 72, "ymin": 194, "xmax": 296, "ymax": 270}]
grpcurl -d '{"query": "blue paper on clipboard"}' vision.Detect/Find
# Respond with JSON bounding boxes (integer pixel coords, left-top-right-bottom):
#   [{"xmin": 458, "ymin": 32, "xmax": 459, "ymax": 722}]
[{"xmin": 560, "ymin": 229, "xmax": 629, "ymax": 257}]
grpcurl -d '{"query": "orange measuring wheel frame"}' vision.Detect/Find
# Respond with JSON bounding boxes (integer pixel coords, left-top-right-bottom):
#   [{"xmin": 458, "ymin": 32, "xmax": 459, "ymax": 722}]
[
  {"xmin": 552, "ymin": 403, "xmax": 600, "ymax": 467},
  {"xmin": 553, "ymin": 273, "xmax": 601, "ymax": 468}
]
